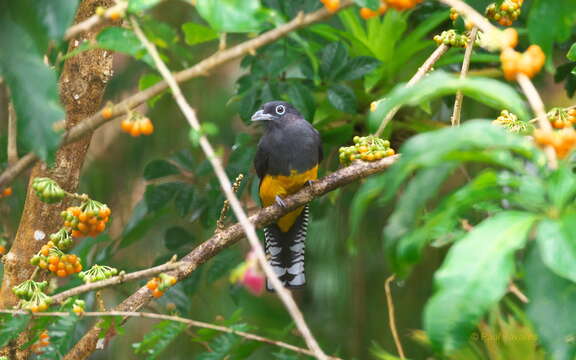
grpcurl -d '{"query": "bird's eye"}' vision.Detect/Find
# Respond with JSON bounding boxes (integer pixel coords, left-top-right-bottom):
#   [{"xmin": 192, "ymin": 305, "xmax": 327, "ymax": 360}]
[{"xmin": 275, "ymin": 105, "xmax": 285, "ymax": 115}]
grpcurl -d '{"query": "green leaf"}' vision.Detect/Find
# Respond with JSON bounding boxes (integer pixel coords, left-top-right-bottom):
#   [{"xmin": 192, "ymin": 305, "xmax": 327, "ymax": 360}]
[
  {"xmin": 327, "ymin": 84, "xmax": 356, "ymax": 113},
  {"xmin": 141, "ymin": 18, "xmax": 178, "ymax": 49},
  {"xmin": 96, "ymin": 27, "xmax": 154, "ymax": 66},
  {"xmin": 128, "ymin": 0, "xmax": 162, "ymax": 13},
  {"xmin": 369, "ymin": 72, "xmax": 529, "ymax": 132},
  {"xmin": 207, "ymin": 248, "xmax": 241, "ymax": 283},
  {"xmin": 164, "ymin": 226, "xmax": 195, "ymax": 250},
  {"xmin": 536, "ymin": 213, "xmax": 576, "ymax": 283},
  {"xmin": 353, "ymin": 0, "xmax": 381, "ymax": 10},
  {"xmin": 525, "ymin": 247, "xmax": 576, "ymax": 360},
  {"xmin": 195, "ymin": 0, "xmax": 265, "ymax": 33},
  {"xmin": 119, "ymin": 200, "xmax": 168, "ymax": 249},
  {"xmin": 132, "ymin": 320, "xmax": 186, "ymax": 359},
  {"xmin": 287, "ymin": 82, "xmax": 315, "ymax": 121},
  {"xmin": 144, "ymin": 183, "xmax": 181, "ymax": 212},
  {"xmin": 143, "ymin": 159, "xmax": 181, "ymax": 180},
  {"xmin": 0, "ymin": 3, "xmax": 66, "ymax": 162},
  {"xmin": 424, "ymin": 211, "xmax": 537, "ymax": 353},
  {"xmin": 336, "ymin": 56, "xmax": 381, "ymax": 81},
  {"xmin": 546, "ymin": 165, "xmax": 576, "ymax": 211},
  {"xmin": 320, "ymin": 42, "xmax": 349, "ymax": 80},
  {"xmin": 182, "ymin": 22, "xmax": 219, "ymax": 46},
  {"xmin": 138, "ymin": 73, "xmax": 166, "ymax": 107},
  {"xmin": 37, "ymin": 0, "xmax": 79, "ymax": 41},
  {"xmin": 0, "ymin": 314, "xmax": 31, "ymax": 347},
  {"xmin": 568, "ymin": 43, "xmax": 576, "ymax": 61}
]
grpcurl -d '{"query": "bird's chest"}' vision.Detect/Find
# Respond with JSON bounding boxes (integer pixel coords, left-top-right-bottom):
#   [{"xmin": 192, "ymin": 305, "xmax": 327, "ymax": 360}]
[{"xmin": 265, "ymin": 127, "xmax": 317, "ymax": 175}]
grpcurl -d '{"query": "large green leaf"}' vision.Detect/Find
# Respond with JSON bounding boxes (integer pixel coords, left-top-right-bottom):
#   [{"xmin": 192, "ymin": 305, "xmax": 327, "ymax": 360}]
[
  {"xmin": 287, "ymin": 81, "xmax": 315, "ymax": 121},
  {"xmin": 182, "ymin": 22, "xmax": 219, "ymax": 46},
  {"xmin": 0, "ymin": 2, "xmax": 68, "ymax": 161},
  {"xmin": 327, "ymin": 84, "xmax": 356, "ymax": 113},
  {"xmin": 368, "ymin": 72, "xmax": 529, "ymax": 132},
  {"xmin": 392, "ymin": 171, "xmax": 508, "ymax": 275},
  {"xmin": 96, "ymin": 27, "xmax": 154, "ymax": 66},
  {"xmin": 196, "ymin": 0, "xmax": 265, "ymax": 33},
  {"xmin": 526, "ymin": 247, "xmax": 576, "ymax": 360},
  {"xmin": 424, "ymin": 211, "xmax": 537, "ymax": 353},
  {"xmin": 336, "ymin": 56, "xmax": 381, "ymax": 81},
  {"xmin": 536, "ymin": 213, "xmax": 576, "ymax": 283}
]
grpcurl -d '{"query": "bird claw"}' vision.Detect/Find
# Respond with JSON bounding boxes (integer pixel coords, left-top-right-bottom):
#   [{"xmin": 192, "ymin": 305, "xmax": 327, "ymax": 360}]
[
  {"xmin": 305, "ymin": 180, "xmax": 315, "ymax": 187},
  {"xmin": 275, "ymin": 195, "xmax": 287, "ymax": 208}
]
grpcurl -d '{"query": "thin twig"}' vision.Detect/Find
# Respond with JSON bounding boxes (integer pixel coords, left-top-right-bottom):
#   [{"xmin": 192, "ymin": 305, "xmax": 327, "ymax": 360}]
[
  {"xmin": 385, "ymin": 275, "xmax": 405, "ymax": 359},
  {"xmin": 508, "ymin": 282, "xmax": 529, "ymax": 303},
  {"xmin": 0, "ymin": 2, "xmax": 352, "ymax": 189},
  {"xmin": 131, "ymin": 18, "xmax": 328, "ymax": 359},
  {"xmin": 0, "ymin": 309, "xmax": 343, "ymax": 360},
  {"xmin": 63, "ymin": 1, "xmax": 128, "ymax": 40},
  {"xmin": 216, "ymin": 174, "xmax": 244, "ymax": 232},
  {"xmin": 51, "ymin": 261, "xmax": 183, "ymax": 303},
  {"xmin": 516, "ymin": 73, "xmax": 558, "ymax": 168},
  {"xmin": 437, "ymin": 0, "xmax": 498, "ymax": 34},
  {"xmin": 7, "ymin": 100, "xmax": 18, "ymax": 165},
  {"xmin": 374, "ymin": 44, "xmax": 449, "ymax": 137},
  {"xmin": 451, "ymin": 26, "xmax": 478, "ymax": 127}
]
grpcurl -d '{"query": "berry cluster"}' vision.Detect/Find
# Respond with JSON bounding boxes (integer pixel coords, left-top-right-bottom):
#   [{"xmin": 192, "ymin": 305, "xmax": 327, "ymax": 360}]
[
  {"xmin": 31, "ymin": 241, "xmax": 83, "ymax": 277},
  {"xmin": 360, "ymin": 3, "xmax": 387, "ymax": 19},
  {"xmin": 32, "ymin": 177, "xmax": 66, "ymax": 203},
  {"xmin": 385, "ymin": 0, "xmax": 422, "ymax": 11},
  {"xmin": 339, "ymin": 136, "xmax": 395, "ymax": 165},
  {"xmin": 547, "ymin": 108, "xmax": 576, "ymax": 129},
  {"xmin": 21, "ymin": 289, "xmax": 52, "ymax": 312},
  {"xmin": 486, "ymin": 0, "xmax": 523, "ymax": 26},
  {"xmin": 492, "ymin": 110, "xmax": 529, "ymax": 133},
  {"xmin": 72, "ymin": 299, "xmax": 86, "ymax": 314},
  {"xmin": 95, "ymin": 6, "xmax": 124, "ymax": 21},
  {"xmin": 12, "ymin": 280, "xmax": 48, "ymax": 300},
  {"xmin": 500, "ymin": 45, "xmax": 545, "ymax": 81},
  {"xmin": 79, "ymin": 264, "xmax": 119, "ymax": 283},
  {"xmin": 533, "ymin": 128, "xmax": 576, "ymax": 159},
  {"xmin": 49, "ymin": 228, "xmax": 74, "ymax": 250},
  {"xmin": 121, "ymin": 112, "xmax": 154, "ymax": 137},
  {"xmin": 32, "ymin": 331, "xmax": 50, "ymax": 354},
  {"xmin": 61, "ymin": 199, "xmax": 111, "ymax": 238},
  {"xmin": 434, "ymin": 30, "xmax": 471, "ymax": 48},
  {"xmin": 146, "ymin": 273, "xmax": 177, "ymax": 298},
  {"xmin": 0, "ymin": 187, "xmax": 12, "ymax": 199}
]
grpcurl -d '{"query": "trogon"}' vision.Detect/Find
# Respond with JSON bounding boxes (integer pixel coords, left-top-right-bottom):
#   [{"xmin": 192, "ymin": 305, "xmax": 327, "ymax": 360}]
[{"xmin": 251, "ymin": 101, "xmax": 322, "ymax": 290}]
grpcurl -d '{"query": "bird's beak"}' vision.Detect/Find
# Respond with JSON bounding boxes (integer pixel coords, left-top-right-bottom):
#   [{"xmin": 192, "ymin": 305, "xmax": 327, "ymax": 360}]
[{"xmin": 251, "ymin": 110, "xmax": 275, "ymax": 122}]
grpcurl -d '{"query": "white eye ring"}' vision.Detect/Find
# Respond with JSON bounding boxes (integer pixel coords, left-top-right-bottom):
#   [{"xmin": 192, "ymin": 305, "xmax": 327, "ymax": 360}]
[{"xmin": 275, "ymin": 105, "xmax": 285, "ymax": 115}]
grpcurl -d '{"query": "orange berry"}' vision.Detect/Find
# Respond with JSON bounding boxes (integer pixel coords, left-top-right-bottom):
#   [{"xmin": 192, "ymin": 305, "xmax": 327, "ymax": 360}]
[
  {"xmin": 2, "ymin": 187, "xmax": 12, "ymax": 196},
  {"xmin": 58, "ymin": 262, "xmax": 65, "ymax": 269},
  {"xmin": 65, "ymin": 263, "xmax": 75, "ymax": 274},
  {"xmin": 31, "ymin": 306, "xmax": 39, "ymax": 313},
  {"xmin": 78, "ymin": 212, "xmax": 88, "ymax": 222},
  {"xmin": 139, "ymin": 118, "xmax": 154, "ymax": 135},
  {"xmin": 71, "ymin": 230, "xmax": 82, "ymax": 238},
  {"xmin": 41, "ymin": 248, "xmax": 49, "ymax": 257},
  {"xmin": 108, "ymin": 11, "xmax": 123, "ymax": 21},
  {"xmin": 101, "ymin": 107, "xmax": 113, "ymax": 119},
  {"xmin": 324, "ymin": 0, "xmax": 340, "ymax": 13},
  {"xmin": 360, "ymin": 7, "xmax": 378, "ymax": 19},
  {"xmin": 57, "ymin": 269, "xmax": 67, "ymax": 277},
  {"xmin": 96, "ymin": 221, "xmax": 106, "ymax": 232},
  {"xmin": 71, "ymin": 207, "xmax": 81, "ymax": 217},
  {"xmin": 152, "ymin": 289, "xmax": 164, "ymax": 298},
  {"xmin": 77, "ymin": 222, "xmax": 88, "ymax": 233},
  {"xmin": 68, "ymin": 254, "xmax": 78, "ymax": 264},
  {"xmin": 48, "ymin": 256, "xmax": 59, "ymax": 265},
  {"xmin": 75, "ymin": 263, "xmax": 83, "ymax": 272},
  {"xmin": 147, "ymin": 279, "xmax": 158, "ymax": 290},
  {"xmin": 0, "ymin": 245, "xmax": 5, "ymax": 255},
  {"xmin": 48, "ymin": 264, "xmax": 57, "ymax": 273},
  {"xmin": 130, "ymin": 122, "xmax": 141, "ymax": 137},
  {"xmin": 39, "ymin": 260, "xmax": 48, "ymax": 269},
  {"xmin": 121, "ymin": 119, "xmax": 133, "ymax": 133},
  {"xmin": 88, "ymin": 217, "xmax": 98, "ymax": 225},
  {"xmin": 169, "ymin": 277, "xmax": 177, "ymax": 286},
  {"xmin": 501, "ymin": 28, "xmax": 518, "ymax": 49},
  {"xmin": 38, "ymin": 303, "xmax": 48, "ymax": 312}
]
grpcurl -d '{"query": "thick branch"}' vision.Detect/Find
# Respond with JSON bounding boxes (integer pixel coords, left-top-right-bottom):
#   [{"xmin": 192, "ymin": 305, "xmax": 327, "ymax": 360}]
[
  {"xmin": 0, "ymin": 1, "xmax": 352, "ymax": 189},
  {"xmin": 451, "ymin": 27, "xmax": 478, "ymax": 127},
  {"xmin": 132, "ymin": 17, "xmax": 327, "ymax": 358},
  {"xmin": 0, "ymin": 310, "xmax": 343, "ymax": 360},
  {"xmin": 63, "ymin": 155, "xmax": 398, "ymax": 360},
  {"xmin": 374, "ymin": 44, "xmax": 449, "ymax": 136}
]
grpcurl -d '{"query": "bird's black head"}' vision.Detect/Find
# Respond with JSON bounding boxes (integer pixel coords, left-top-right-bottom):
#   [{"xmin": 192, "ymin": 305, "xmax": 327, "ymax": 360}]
[{"xmin": 250, "ymin": 101, "xmax": 302, "ymax": 123}]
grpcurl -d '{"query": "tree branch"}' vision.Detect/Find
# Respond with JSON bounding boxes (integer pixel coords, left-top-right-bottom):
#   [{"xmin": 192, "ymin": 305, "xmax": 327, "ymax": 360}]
[
  {"xmin": 374, "ymin": 44, "xmax": 449, "ymax": 137},
  {"xmin": 0, "ymin": 1, "xmax": 353, "ymax": 189},
  {"xmin": 385, "ymin": 275, "xmax": 405, "ymax": 359},
  {"xmin": 63, "ymin": 155, "xmax": 398, "ymax": 360},
  {"xmin": 451, "ymin": 26, "xmax": 478, "ymax": 127},
  {"xmin": 437, "ymin": 0, "xmax": 497, "ymax": 34},
  {"xmin": 131, "ymin": 17, "xmax": 328, "ymax": 358},
  {"xmin": 63, "ymin": 1, "xmax": 128, "ymax": 41},
  {"xmin": 516, "ymin": 73, "xmax": 557, "ymax": 168},
  {"xmin": 0, "ymin": 309, "xmax": 343, "ymax": 360}
]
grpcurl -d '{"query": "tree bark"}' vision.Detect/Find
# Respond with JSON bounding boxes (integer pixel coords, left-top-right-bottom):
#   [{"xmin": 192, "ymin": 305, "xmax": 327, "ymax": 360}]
[{"xmin": 0, "ymin": 0, "xmax": 115, "ymax": 357}]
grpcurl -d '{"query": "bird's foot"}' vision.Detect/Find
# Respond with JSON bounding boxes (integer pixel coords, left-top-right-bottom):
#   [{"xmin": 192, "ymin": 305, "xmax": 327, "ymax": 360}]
[
  {"xmin": 305, "ymin": 180, "xmax": 316, "ymax": 187},
  {"xmin": 275, "ymin": 195, "xmax": 287, "ymax": 208}
]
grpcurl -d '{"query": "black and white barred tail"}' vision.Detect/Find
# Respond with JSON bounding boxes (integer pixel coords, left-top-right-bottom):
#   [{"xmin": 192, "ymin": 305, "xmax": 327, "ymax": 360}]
[{"xmin": 263, "ymin": 205, "xmax": 309, "ymax": 290}]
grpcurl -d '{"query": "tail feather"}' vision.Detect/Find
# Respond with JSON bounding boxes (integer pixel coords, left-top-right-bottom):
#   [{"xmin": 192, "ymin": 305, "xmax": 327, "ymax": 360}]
[{"xmin": 264, "ymin": 205, "xmax": 309, "ymax": 290}]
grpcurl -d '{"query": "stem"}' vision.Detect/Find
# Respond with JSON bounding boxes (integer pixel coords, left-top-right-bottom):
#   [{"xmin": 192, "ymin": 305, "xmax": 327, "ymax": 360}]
[
  {"xmin": 516, "ymin": 73, "xmax": 558, "ymax": 168},
  {"xmin": 385, "ymin": 275, "xmax": 405, "ymax": 359},
  {"xmin": 437, "ymin": 0, "xmax": 498, "ymax": 34},
  {"xmin": 216, "ymin": 174, "xmax": 244, "ymax": 232},
  {"xmin": 451, "ymin": 26, "xmax": 478, "ymax": 127},
  {"xmin": 131, "ymin": 17, "xmax": 328, "ymax": 359},
  {"xmin": 0, "ymin": 309, "xmax": 343, "ymax": 360},
  {"xmin": 374, "ymin": 44, "xmax": 449, "ymax": 137}
]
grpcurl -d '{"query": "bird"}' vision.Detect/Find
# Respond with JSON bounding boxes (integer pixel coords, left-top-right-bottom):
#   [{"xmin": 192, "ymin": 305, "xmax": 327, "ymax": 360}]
[{"xmin": 251, "ymin": 101, "xmax": 323, "ymax": 290}]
